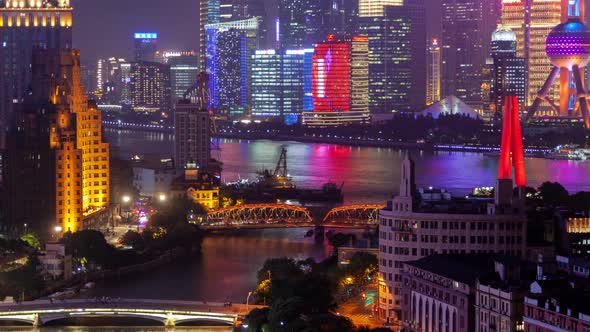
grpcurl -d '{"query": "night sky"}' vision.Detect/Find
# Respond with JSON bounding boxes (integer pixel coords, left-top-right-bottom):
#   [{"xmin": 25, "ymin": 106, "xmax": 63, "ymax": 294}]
[
  {"xmin": 73, "ymin": 0, "xmax": 440, "ymax": 65},
  {"xmin": 73, "ymin": 0, "xmax": 202, "ymax": 64}
]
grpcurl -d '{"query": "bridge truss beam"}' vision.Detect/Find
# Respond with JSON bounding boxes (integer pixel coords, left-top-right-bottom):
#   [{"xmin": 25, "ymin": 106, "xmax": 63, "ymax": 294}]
[{"xmin": 323, "ymin": 204, "xmax": 385, "ymax": 225}]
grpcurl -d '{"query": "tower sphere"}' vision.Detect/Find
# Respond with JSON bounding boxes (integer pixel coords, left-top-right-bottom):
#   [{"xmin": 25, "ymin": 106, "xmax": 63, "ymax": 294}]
[{"xmin": 546, "ymin": 19, "xmax": 590, "ymax": 69}]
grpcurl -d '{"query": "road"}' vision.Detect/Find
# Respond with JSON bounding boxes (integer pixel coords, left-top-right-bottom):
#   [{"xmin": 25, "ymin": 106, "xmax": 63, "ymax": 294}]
[{"xmin": 337, "ymin": 287, "xmax": 384, "ymax": 329}]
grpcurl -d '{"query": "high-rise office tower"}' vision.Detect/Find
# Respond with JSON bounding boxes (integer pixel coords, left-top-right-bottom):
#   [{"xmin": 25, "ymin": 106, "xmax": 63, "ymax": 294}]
[
  {"xmin": 251, "ymin": 50, "xmax": 282, "ymax": 118},
  {"xmin": 0, "ymin": 0, "xmax": 73, "ymax": 148},
  {"xmin": 501, "ymin": 0, "xmax": 562, "ymax": 110},
  {"xmin": 174, "ymin": 100, "xmax": 211, "ymax": 170},
  {"xmin": 97, "ymin": 59, "xmax": 108, "ymax": 92},
  {"xmin": 206, "ymin": 17, "xmax": 259, "ymax": 112},
  {"xmin": 251, "ymin": 49, "xmax": 305, "ymax": 120},
  {"xmin": 168, "ymin": 54, "xmax": 199, "ymax": 103},
  {"xmin": 302, "ymin": 35, "xmax": 370, "ymax": 126},
  {"xmin": 4, "ymin": 49, "xmax": 109, "ymax": 235},
  {"xmin": 130, "ymin": 62, "xmax": 172, "ymax": 113},
  {"xmin": 442, "ymin": 0, "xmax": 499, "ymax": 109},
  {"xmin": 488, "ymin": 26, "xmax": 526, "ymax": 115},
  {"xmin": 134, "ymin": 33, "xmax": 158, "ymax": 62},
  {"xmin": 427, "ymin": 38, "xmax": 441, "ymax": 106},
  {"xmin": 199, "ymin": 0, "xmax": 211, "ymax": 70},
  {"xmin": 220, "ymin": 0, "xmax": 247, "ymax": 21},
  {"xmin": 247, "ymin": 0, "xmax": 271, "ymax": 48},
  {"xmin": 360, "ymin": 1, "xmax": 426, "ymax": 113},
  {"xmin": 278, "ymin": 0, "xmax": 308, "ymax": 49},
  {"xmin": 358, "ymin": 0, "xmax": 402, "ymax": 17}
]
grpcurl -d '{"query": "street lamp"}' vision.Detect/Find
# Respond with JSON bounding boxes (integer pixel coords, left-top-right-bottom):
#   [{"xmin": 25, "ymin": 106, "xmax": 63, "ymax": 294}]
[
  {"xmin": 122, "ymin": 195, "xmax": 131, "ymax": 203},
  {"xmin": 54, "ymin": 225, "xmax": 62, "ymax": 233},
  {"xmin": 246, "ymin": 291, "xmax": 253, "ymax": 313},
  {"xmin": 158, "ymin": 194, "xmax": 166, "ymax": 202}
]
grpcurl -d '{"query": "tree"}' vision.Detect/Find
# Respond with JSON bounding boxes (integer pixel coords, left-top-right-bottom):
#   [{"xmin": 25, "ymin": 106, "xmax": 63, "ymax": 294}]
[
  {"xmin": 341, "ymin": 252, "xmax": 378, "ymax": 285},
  {"xmin": 245, "ymin": 307, "xmax": 270, "ymax": 331},
  {"xmin": 569, "ymin": 191, "xmax": 590, "ymax": 212},
  {"xmin": 61, "ymin": 230, "xmax": 114, "ymax": 267},
  {"xmin": 538, "ymin": 182, "xmax": 569, "ymax": 206},
  {"xmin": 19, "ymin": 233, "xmax": 41, "ymax": 251},
  {"xmin": 119, "ymin": 230, "xmax": 145, "ymax": 250},
  {"xmin": 257, "ymin": 258, "xmax": 303, "ymax": 284}
]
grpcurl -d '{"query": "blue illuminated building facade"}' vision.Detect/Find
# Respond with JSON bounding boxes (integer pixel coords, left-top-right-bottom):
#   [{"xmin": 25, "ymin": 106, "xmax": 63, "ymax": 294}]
[
  {"xmin": 205, "ymin": 18, "xmax": 259, "ymax": 112},
  {"xmin": 303, "ymin": 49, "xmax": 315, "ymax": 112},
  {"xmin": 134, "ymin": 32, "xmax": 158, "ymax": 62},
  {"xmin": 251, "ymin": 49, "xmax": 306, "ymax": 121}
]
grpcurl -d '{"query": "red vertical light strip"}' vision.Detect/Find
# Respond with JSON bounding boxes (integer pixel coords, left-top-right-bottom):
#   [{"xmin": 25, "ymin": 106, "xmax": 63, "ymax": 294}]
[
  {"xmin": 510, "ymin": 96, "xmax": 527, "ymax": 186},
  {"xmin": 498, "ymin": 96, "xmax": 513, "ymax": 180},
  {"xmin": 498, "ymin": 95, "xmax": 527, "ymax": 186}
]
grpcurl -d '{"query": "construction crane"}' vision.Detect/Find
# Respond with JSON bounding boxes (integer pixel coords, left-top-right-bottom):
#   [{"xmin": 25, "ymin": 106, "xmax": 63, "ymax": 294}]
[
  {"xmin": 182, "ymin": 72, "xmax": 221, "ymax": 161},
  {"xmin": 274, "ymin": 148, "xmax": 288, "ymax": 178}
]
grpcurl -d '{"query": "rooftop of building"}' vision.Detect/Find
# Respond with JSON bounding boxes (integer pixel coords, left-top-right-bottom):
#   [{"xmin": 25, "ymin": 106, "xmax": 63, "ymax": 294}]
[
  {"xmin": 385, "ymin": 190, "xmax": 495, "ymax": 215},
  {"xmin": 170, "ymin": 169, "xmax": 220, "ymax": 191},
  {"xmin": 404, "ymin": 254, "xmax": 501, "ymax": 285},
  {"xmin": 527, "ymin": 278, "xmax": 590, "ymax": 316},
  {"xmin": 131, "ymin": 153, "xmax": 175, "ymax": 170}
]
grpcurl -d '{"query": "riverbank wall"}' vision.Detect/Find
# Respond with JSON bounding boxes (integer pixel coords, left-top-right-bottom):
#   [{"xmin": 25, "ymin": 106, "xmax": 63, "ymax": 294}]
[
  {"xmin": 39, "ymin": 248, "xmax": 186, "ymax": 299},
  {"xmin": 103, "ymin": 123, "xmax": 551, "ymax": 153}
]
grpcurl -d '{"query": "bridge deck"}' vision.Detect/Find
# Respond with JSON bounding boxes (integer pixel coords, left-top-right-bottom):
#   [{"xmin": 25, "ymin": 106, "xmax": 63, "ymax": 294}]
[
  {"xmin": 0, "ymin": 298, "xmax": 260, "ymax": 314},
  {"xmin": 0, "ymin": 299, "xmax": 265, "ymax": 326}
]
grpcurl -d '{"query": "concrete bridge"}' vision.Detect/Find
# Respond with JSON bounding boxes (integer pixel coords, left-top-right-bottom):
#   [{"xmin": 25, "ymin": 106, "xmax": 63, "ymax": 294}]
[{"xmin": 0, "ymin": 298, "xmax": 264, "ymax": 327}]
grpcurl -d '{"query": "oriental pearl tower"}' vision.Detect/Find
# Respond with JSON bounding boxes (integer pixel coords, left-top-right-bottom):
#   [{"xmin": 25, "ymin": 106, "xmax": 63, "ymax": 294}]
[{"xmin": 526, "ymin": 0, "xmax": 590, "ymax": 128}]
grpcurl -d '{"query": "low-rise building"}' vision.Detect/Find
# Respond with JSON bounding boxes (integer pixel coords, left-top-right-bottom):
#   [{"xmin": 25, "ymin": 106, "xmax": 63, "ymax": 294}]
[
  {"xmin": 475, "ymin": 258, "xmax": 530, "ymax": 332},
  {"xmin": 170, "ymin": 166, "xmax": 220, "ymax": 210},
  {"xmin": 524, "ymin": 279, "xmax": 590, "ymax": 332},
  {"xmin": 38, "ymin": 243, "xmax": 72, "ymax": 280},
  {"xmin": 400, "ymin": 254, "xmax": 494, "ymax": 332},
  {"xmin": 378, "ymin": 154, "xmax": 527, "ymax": 319},
  {"xmin": 132, "ymin": 155, "xmax": 180, "ymax": 198}
]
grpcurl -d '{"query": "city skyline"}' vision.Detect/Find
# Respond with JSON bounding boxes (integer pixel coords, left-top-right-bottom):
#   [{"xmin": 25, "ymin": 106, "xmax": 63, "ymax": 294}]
[{"xmin": 72, "ymin": 0, "xmax": 443, "ymax": 64}]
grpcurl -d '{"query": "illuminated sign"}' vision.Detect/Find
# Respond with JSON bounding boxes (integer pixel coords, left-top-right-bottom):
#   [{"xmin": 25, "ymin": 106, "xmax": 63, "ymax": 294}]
[{"xmin": 134, "ymin": 33, "xmax": 158, "ymax": 39}]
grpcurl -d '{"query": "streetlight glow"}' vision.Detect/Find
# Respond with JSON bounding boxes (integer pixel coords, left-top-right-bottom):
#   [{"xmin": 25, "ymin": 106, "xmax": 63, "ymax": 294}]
[
  {"xmin": 158, "ymin": 194, "xmax": 166, "ymax": 201},
  {"xmin": 54, "ymin": 225, "xmax": 62, "ymax": 233},
  {"xmin": 122, "ymin": 195, "xmax": 131, "ymax": 203}
]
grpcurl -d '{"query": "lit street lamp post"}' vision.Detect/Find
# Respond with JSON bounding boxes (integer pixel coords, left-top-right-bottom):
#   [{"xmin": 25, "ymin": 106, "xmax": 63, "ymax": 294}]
[{"xmin": 246, "ymin": 291, "xmax": 253, "ymax": 313}]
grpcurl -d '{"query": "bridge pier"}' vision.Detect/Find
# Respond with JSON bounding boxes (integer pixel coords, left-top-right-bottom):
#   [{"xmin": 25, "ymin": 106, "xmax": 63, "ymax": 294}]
[
  {"xmin": 165, "ymin": 312, "xmax": 175, "ymax": 327},
  {"xmin": 32, "ymin": 313, "xmax": 39, "ymax": 327}
]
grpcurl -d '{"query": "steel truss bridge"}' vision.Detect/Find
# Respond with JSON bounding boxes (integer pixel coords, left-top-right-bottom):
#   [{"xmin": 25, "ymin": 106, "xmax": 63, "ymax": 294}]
[
  {"xmin": 206, "ymin": 204, "xmax": 313, "ymax": 225},
  {"xmin": 0, "ymin": 299, "xmax": 262, "ymax": 327},
  {"xmin": 205, "ymin": 204, "xmax": 383, "ymax": 228},
  {"xmin": 322, "ymin": 204, "xmax": 385, "ymax": 225}
]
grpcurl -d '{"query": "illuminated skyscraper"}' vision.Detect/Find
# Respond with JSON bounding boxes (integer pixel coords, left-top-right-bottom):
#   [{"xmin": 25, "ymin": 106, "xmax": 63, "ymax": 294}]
[
  {"xmin": 5, "ymin": 49, "xmax": 109, "ymax": 235},
  {"xmin": 206, "ymin": 17, "xmax": 259, "ymax": 111},
  {"xmin": 427, "ymin": 39, "xmax": 441, "ymax": 106},
  {"xmin": 488, "ymin": 26, "xmax": 526, "ymax": 115},
  {"xmin": 0, "ymin": 0, "xmax": 73, "ymax": 148},
  {"xmin": 169, "ymin": 54, "xmax": 199, "ymax": 103},
  {"xmin": 302, "ymin": 35, "xmax": 370, "ymax": 126},
  {"xmin": 251, "ymin": 49, "xmax": 306, "ymax": 121},
  {"xmin": 442, "ymin": 0, "xmax": 499, "ymax": 109},
  {"xmin": 134, "ymin": 33, "xmax": 158, "ymax": 62},
  {"xmin": 278, "ymin": 0, "xmax": 308, "ymax": 49},
  {"xmin": 130, "ymin": 62, "xmax": 172, "ymax": 113},
  {"xmin": 501, "ymin": 0, "xmax": 562, "ymax": 109},
  {"xmin": 358, "ymin": 0, "xmax": 402, "ymax": 17},
  {"xmin": 360, "ymin": 1, "xmax": 426, "ymax": 113}
]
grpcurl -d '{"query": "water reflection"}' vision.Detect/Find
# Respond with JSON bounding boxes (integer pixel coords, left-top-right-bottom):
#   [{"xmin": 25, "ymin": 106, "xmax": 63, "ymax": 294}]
[{"xmin": 105, "ymin": 129, "xmax": 590, "ymax": 204}]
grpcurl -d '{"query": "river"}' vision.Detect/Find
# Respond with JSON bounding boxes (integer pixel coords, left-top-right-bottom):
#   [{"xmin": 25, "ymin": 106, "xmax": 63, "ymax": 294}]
[{"xmin": 28, "ymin": 129, "xmax": 588, "ymax": 329}]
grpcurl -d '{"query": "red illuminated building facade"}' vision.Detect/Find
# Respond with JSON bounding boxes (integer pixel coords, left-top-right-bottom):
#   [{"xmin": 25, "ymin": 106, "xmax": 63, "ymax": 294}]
[{"xmin": 303, "ymin": 35, "xmax": 369, "ymax": 127}]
